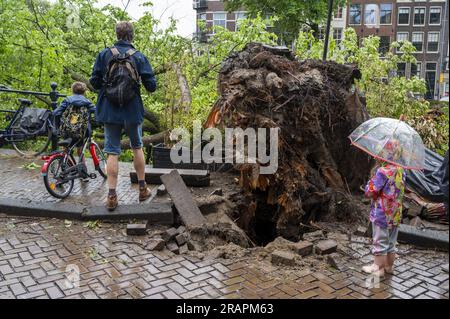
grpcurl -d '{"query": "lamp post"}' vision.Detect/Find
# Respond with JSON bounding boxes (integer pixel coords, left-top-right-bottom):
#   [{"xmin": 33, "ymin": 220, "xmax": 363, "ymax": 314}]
[{"xmin": 322, "ymin": 0, "xmax": 334, "ymax": 61}]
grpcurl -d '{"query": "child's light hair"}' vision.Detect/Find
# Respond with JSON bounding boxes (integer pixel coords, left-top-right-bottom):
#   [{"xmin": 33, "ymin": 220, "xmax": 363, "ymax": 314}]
[{"xmin": 71, "ymin": 82, "xmax": 87, "ymax": 95}]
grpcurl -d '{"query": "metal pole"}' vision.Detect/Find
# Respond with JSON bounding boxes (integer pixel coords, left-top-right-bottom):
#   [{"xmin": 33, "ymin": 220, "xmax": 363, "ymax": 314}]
[{"xmin": 323, "ymin": 0, "xmax": 334, "ymax": 61}]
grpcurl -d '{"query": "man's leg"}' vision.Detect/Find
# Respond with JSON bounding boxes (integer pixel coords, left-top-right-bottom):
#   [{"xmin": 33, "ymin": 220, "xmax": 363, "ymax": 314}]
[
  {"xmin": 104, "ymin": 124, "xmax": 122, "ymax": 211},
  {"xmin": 132, "ymin": 148, "xmax": 146, "ymax": 181},
  {"xmin": 126, "ymin": 123, "xmax": 151, "ymax": 202},
  {"xmin": 107, "ymin": 154, "xmax": 119, "ymax": 189}
]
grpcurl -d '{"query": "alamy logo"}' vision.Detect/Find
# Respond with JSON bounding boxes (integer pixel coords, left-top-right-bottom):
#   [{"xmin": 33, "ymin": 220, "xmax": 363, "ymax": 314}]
[
  {"xmin": 170, "ymin": 120, "xmax": 279, "ymax": 174},
  {"xmin": 365, "ymin": 273, "xmax": 381, "ymax": 289},
  {"xmin": 65, "ymin": 3, "xmax": 80, "ymax": 29},
  {"xmin": 64, "ymin": 264, "xmax": 80, "ymax": 289}
]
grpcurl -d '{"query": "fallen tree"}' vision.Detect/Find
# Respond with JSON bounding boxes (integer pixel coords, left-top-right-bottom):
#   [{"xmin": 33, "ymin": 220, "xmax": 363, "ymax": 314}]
[
  {"xmin": 206, "ymin": 43, "xmax": 372, "ymax": 242},
  {"xmin": 97, "ymin": 131, "xmax": 167, "ymax": 150}
]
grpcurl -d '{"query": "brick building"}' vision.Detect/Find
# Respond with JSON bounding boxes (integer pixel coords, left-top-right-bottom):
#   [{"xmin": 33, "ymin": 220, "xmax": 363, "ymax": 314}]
[
  {"xmin": 193, "ymin": 0, "xmax": 246, "ymax": 42},
  {"xmin": 194, "ymin": 0, "xmax": 449, "ymax": 99}
]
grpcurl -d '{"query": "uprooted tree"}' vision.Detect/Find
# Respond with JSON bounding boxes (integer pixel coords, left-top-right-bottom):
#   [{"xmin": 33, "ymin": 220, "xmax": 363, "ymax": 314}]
[{"xmin": 206, "ymin": 43, "xmax": 373, "ymax": 242}]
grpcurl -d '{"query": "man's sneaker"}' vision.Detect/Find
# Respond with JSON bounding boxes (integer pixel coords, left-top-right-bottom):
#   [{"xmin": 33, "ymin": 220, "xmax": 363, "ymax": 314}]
[
  {"xmin": 139, "ymin": 186, "xmax": 152, "ymax": 202},
  {"xmin": 106, "ymin": 194, "xmax": 118, "ymax": 211}
]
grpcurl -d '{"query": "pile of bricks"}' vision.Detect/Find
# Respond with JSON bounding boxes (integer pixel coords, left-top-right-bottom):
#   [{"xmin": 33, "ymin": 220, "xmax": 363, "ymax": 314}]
[
  {"xmin": 270, "ymin": 231, "xmax": 339, "ymax": 266},
  {"xmin": 145, "ymin": 226, "xmax": 201, "ymax": 255}
]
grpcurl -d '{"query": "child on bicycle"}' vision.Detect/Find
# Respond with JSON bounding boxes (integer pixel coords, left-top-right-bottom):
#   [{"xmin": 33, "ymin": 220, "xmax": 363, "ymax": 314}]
[
  {"xmin": 53, "ymin": 82, "xmax": 95, "ymax": 172},
  {"xmin": 54, "ymin": 82, "xmax": 95, "ymax": 124}
]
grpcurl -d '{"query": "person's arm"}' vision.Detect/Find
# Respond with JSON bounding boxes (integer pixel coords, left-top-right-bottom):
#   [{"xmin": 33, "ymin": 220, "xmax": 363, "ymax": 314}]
[
  {"xmin": 138, "ymin": 54, "xmax": 157, "ymax": 93},
  {"xmin": 365, "ymin": 168, "xmax": 388, "ymax": 200},
  {"xmin": 53, "ymin": 98, "xmax": 69, "ymax": 117},
  {"xmin": 90, "ymin": 53, "xmax": 104, "ymax": 90}
]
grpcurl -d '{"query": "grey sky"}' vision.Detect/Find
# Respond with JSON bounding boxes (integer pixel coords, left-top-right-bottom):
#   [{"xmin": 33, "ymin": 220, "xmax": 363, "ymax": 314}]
[{"xmin": 96, "ymin": 0, "xmax": 196, "ymax": 37}]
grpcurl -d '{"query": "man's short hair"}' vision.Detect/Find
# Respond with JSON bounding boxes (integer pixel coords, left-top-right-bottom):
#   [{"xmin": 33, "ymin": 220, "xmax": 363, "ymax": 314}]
[
  {"xmin": 72, "ymin": 82, "xmax": 87, "ymax": 95},
  {"xmin": 116, "ymin": 21, "xmax": 134, "ymax": 42}
]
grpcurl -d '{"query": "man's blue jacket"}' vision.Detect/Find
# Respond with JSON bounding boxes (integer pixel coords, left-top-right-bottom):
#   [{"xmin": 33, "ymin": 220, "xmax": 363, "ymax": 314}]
[{"xmin": 89, "ymin": 40, "xmax": 157, "ymax": 125}]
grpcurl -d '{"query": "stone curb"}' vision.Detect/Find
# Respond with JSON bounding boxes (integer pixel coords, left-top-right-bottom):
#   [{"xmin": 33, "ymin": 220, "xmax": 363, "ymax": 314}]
[
  {"xmin": 0, "ymin": 197, "xmax": 173, "ymax": 224},
  {"xmin": 398, "ymin": 224, "xmax": 449, "ymax": 251}
]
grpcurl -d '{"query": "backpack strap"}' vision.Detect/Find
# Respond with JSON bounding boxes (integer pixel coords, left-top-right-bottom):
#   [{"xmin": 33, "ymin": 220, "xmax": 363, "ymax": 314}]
[
  {"xmin": 126, "ymin": 48, "xmax": 137, "ymax": 56},
  {"xmin": 110, "ymin": 47, "xmax": 120, "ymax": 56}
]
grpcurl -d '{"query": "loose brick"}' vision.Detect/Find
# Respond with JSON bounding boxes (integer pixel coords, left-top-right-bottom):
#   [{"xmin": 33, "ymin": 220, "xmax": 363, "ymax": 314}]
[
  {"xmin": 126, "ymin": 224, "xmax": 147, "ymax": 236},
  {"xmin": 146, "ymin": 238, "xmax": 166, "ymax": 251},
  {"xmin": 166, "ymin": 242, "xmax": 180, "ymax": 255},
  {"xmin": 162, "ymin": 228, "xmax": 179, "ymax": 242},
  {"xmin": 271, "ymin": 250, "xmax": 296, "ymax": 266},
  {"xmin": 315, "ymin": 240, "xmax": 337, "ymax": 255},
  {"xmin": 292, "ymin": 241, "xmax": 313, "ymax": 256},
  {"xmin": 175, "ymin": 234, "xmax": 187, "ymax": 246}
]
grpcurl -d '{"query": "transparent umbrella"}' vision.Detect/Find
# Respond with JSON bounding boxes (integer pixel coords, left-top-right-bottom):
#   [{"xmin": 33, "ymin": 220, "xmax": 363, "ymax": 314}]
[{"xmin": 349, "ymin": 117, "xmax": 425, "ymax": 170}]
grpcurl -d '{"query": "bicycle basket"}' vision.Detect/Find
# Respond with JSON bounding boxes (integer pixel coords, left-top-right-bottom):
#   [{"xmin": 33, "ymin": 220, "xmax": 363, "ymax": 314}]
[{"xmin": 19, "ymin": 108, "xmax": 51, "ymax": 135}]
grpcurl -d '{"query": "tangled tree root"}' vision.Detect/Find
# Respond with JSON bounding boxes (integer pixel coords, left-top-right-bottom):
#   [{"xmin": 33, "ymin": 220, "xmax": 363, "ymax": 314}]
[{"xmin": 206, "ymin": 43, "xmax": 372, "ymax": 242}]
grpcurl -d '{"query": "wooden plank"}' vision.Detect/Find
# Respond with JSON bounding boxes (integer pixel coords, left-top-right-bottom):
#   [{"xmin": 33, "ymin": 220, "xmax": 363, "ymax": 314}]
[
  {"xmin": 160, "ymin": 170, "xmax": 206, "ymax": 227},
  {"xmin": 130, "ymin": 168, "xmax": 210, "ymax": 187}
]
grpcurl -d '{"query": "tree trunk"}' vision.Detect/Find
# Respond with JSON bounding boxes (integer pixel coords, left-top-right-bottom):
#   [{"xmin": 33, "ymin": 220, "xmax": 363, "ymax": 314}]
[
  {"xmin": 172, "ymin": 63, "xmax": 192, "ymax": 112},
  {"xmin": 96, "ymin": 131, "xmax": 167, "ymax": 150}
]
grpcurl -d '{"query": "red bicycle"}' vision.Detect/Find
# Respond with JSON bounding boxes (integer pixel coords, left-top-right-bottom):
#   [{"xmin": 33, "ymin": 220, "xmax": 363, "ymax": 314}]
[{"xmin": 41, "ymin": 115, "xmax": 107, "ymax": 199}]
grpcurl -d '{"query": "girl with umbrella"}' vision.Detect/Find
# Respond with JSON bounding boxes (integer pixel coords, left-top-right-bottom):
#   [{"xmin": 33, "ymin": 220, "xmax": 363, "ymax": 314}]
[{"xmin": 349, "ymin": 117, "xmax": 425, "ymax": 277}]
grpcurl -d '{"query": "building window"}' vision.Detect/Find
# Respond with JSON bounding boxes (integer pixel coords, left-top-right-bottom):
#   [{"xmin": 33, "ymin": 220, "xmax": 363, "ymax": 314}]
[
  {"xmin": 333, "ymin": 28, "xmax": 343, "ymax": 44},
  {"xmin": 380, "ymin": 4, "xmax": 392, "ymax": 24},
  {"xmin": 334, "ymin": 6, "xmax": 343, "ymax": 19},
  {"xmin": 397, "ymin": 63, "xmax": 407, "ymax": 77},
  {"xmin": 425, "ymin": 62, "xmax": 437, "ymax": 99},
  {"xmin": 235, "ymin": 12, "xmax": 246, "ymax": 31},
  {"xmin": 365, "ymin": 4, "xmax": 378, "ymax": 25},
  {"xmin": 397, "ymin": 32, "xmax": 409, "ymax": 53},
  {"xmin": 349, "ymin": 4, "xmax": 362, "ymax": 25},
  {"xmin": 412, "ymin": 32, "xmax": 424, "ymax": 52},
  {"xmin": 427, "ymin": 32, "xmax": 439, "ymax": 52},
  {"xmin": 318, "ymin": 27, "xmax": 326, "ymax": 40},
  {"xmin": 398, "ymin": 8, "xmax": 410, "ymax": 25},
  {"xmin": 213, "ymin": 13, "xmax": 226, "ymax": 29},
  {"xmin": 379, "ymin": 36, "xmax": 391, "ymax": 54},
  {"xmin": 411, "ymin": 62, "xmax": 422, "ymax": 78},
  {"xmin": 429, "ymin": 7, "xmax": 441, "ymax": 25},
  {"xmin": 413, "ymin": 7, "xmax": 426, "ymax": 26}
]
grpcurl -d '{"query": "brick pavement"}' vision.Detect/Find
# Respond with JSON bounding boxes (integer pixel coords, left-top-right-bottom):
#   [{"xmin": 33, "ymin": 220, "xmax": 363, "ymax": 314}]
[
  {"xmin": 0, "ymin": 216, "xmax": 448, "ymax": 299},
  {"xmin": 0, "ymin": 149, "xmax": 138, "ymax": 206},
  {"xmin": 0, "ymin": 149, "xmax": 448, "ymax": 299}
]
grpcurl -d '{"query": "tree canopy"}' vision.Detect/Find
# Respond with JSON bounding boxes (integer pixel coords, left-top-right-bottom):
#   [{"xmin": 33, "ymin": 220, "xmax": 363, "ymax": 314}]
[
  {"xmin": 224, "ymin": 0, "xmax": 346, "ymax": 42},
  {"xmin": 0, "ymin": 0, "xmax": 447, "ymax": 156}
]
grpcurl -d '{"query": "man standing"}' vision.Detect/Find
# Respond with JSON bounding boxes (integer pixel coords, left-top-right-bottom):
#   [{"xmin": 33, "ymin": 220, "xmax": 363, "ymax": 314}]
[{"xmin": 90, "ymin": 21, "xmax": 156, "ymax": 211}]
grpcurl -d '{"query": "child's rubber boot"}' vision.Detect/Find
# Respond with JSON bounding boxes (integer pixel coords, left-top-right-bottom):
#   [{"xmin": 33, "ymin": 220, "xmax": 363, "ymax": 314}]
[{"xmin": 362, "ymin": 255, "xmax": 385, "ymax": 277}]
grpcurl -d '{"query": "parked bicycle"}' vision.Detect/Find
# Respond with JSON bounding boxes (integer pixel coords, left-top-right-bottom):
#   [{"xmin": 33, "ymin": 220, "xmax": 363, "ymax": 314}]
[
  {"xmin": 42, "ymin": 112, "xmax": 107, "ymax": 199},
  {"xmin": 0, "ymin": 83, "xmax": 66, "ymax": 157}
]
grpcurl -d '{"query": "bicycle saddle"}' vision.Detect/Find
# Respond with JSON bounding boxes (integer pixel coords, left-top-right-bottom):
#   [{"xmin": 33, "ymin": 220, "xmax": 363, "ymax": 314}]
[
  {"xmin": 18, "ymin": 98, "xmax": 32, "ymax": 106},
  {"xmin": 58, "ymin": 138, "xmax": 73, "ymax": 147}
]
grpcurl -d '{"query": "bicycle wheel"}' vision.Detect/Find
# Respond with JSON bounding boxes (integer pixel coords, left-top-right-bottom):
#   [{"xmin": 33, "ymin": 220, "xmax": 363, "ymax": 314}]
[
  {"xmin": 43, "ymin": 155, "xmax": 75, "ymax": 199},
  {"xmin": 91, "ymin": 142, "xmax": 107, "ymax": 179},
  {"xmin": 11, "ymin": 123, "xmax": 52, "ymax": 157}
]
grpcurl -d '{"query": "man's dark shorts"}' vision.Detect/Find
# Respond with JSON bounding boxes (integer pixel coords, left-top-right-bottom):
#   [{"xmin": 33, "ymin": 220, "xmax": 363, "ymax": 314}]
[{"xmin": 104, "ymin": 123, "xmax": 143, "ymax": 155}]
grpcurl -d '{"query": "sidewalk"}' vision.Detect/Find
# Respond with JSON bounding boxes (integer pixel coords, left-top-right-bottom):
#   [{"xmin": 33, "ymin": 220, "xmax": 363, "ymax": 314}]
[{"xmin": 0, "ymin": 150, "xmax": 448, "ymax": 299}]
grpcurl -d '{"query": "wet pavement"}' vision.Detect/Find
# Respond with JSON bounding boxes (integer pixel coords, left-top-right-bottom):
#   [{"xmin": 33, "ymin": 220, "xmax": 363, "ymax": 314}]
[{"xmin": 0, "ymin": 150, "xmax": 449, "ymax": 299}]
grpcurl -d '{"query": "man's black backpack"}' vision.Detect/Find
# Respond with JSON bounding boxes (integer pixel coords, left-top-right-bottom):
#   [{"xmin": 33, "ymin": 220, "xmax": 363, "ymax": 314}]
[{"xmin": 104, "ymin": 47, "xmax": 140, "ymax": 107}]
